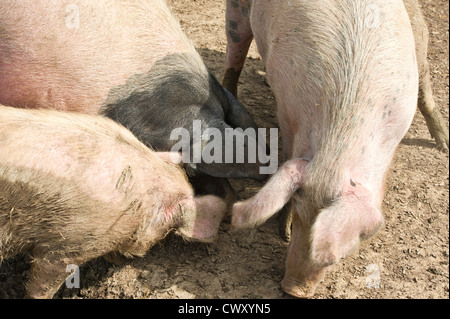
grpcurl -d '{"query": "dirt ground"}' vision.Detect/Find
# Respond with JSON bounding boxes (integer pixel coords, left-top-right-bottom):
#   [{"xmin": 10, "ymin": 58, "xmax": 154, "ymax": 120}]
[{"xmin": 0, "ymin": 0, "xmax": 448, "ymax": 299}]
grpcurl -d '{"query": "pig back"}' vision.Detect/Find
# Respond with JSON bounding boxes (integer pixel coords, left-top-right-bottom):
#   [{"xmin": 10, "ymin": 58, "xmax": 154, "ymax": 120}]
[
  {"xmin": 251, "ymin": 0, "xmax": 419, "ymax": 203},
  {"xmin": 0, "ymin": 105, "xmax": 190, "ymax": 208},
  {"xmin": 0, "ymin": 0, "xmax": 195, "ymax": 112}
]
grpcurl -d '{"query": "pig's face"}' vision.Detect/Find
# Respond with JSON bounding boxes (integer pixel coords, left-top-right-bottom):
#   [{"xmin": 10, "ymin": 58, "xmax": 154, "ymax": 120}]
[
  {"xmin": 282, "ymin": 183, "xmax": 384, "ymax": 298},
  {"xmin": 102, "ymin": 53, "xmax": 266, "ymax": 181}
]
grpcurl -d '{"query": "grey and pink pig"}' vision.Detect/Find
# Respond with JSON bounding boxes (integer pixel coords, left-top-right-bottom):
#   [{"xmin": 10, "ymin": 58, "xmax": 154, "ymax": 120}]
[
  {"xmin": 223, "ymin": 0, "xmax": 425, "ymax": 297},
  {"xmin": 0, "ymin": 0, "xmax": 267, "ymax": 203},
  {"xmin": 0, "ymin": 104, "xmax": 226, "ymax": 299}
]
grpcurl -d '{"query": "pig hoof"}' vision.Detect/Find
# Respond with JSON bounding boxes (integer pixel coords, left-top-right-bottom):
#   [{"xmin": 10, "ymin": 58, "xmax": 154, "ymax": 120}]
[
  {"xmin": 436, "ymin": 142, "xmax": 449, "ymax": 153},
  {"xmin": 281, "ymin": 278, "xmax": 316, "ymax": 299}
]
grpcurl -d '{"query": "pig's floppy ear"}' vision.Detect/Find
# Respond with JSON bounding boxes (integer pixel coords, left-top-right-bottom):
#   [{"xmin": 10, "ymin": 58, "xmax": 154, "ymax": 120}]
[
  {"xmin": 310, "ymin": 187, "xmax": 384, "ymax": 267},
  {"xmin": 222, "ymin": 87, "xmax": 259, "ymax": 130},
  {"xmin": 232, "ymin": 158, "xmax": 308, "ymax": 229}
]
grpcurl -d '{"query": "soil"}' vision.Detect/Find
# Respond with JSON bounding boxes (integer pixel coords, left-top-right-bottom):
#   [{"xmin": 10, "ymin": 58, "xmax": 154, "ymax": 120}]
[{"xmin": 0, "ymin": 0, "xmax": 448, "ymax": 299}]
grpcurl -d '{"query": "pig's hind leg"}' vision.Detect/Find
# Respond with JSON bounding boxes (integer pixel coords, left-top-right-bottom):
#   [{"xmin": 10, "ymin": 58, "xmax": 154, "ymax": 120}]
[
  {"xmin": 277, "ymin": 200, "xmax": 293, "ymax": 241},
  {"xmin": 418, "ymin": 60, "xmax": 449, "ymax": 150}
]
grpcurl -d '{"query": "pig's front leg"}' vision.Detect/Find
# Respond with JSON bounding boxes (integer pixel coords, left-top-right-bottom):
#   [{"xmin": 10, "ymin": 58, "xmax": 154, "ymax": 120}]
[{"xmin": 222, "ymin": 0, "xmax": 253, "ymax": 97}]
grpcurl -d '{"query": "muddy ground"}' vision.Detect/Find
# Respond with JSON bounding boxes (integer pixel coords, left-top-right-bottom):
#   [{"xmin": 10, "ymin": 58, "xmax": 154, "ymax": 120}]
[{"xmin": 0, "ymin": 0, "xmax": 448, "ymax": 299}]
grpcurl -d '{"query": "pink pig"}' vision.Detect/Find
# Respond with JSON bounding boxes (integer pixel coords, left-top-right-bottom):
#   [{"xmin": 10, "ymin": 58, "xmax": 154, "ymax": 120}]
[
  {"xmin": 0, "ymin": 104, "xmax": 226, "ymax": 299},
  {"xmin": 223, "ymin": 0, "xmax": 419, "ymax": 297}
]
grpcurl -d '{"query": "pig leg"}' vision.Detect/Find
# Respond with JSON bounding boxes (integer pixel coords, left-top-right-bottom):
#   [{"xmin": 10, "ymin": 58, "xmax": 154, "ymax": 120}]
[
  {"xmin": 406, "ymin": 0, "xmax": 449, "ymax": 150},
  {"xmin": 26, "ymin": 251, "xmax": 73, "ymax": 299},
  {"xmin": 176, "ymin": 195, "xmax": 227, "ymax": 242},
  {"xmin": 232, "ymin": 159, "xmax": 308, "ymax": 229},
  {"xmin": 276, "ymin": 121, "xmax": 298, "ymax": 241},
  {"xmin": 222, "ymin": 0, "xmax": 253, "ymax": 97},
  {"xmin": 277, "ymin": 200, "xmax": 293, "ymax": 241},
  {"xmin": 417, "ymin": 60, "xmax": 449, "ymax": 150}
]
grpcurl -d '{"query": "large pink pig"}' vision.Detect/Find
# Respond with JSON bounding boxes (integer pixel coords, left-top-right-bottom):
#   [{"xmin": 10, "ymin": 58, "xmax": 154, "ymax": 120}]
[
  {"xmin": 223, "ymin": 0, "xmax": 419, "ymax": 297},
  {"xmin": 0, "ymin": 0, "xmax": 266, "ymax": 201}
]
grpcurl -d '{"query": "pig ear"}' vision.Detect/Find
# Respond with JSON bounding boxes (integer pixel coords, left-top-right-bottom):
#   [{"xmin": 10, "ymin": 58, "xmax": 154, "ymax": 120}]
[
  {"xmin": 222, "ymin": 87, "xmax": 259, "ymax": 130},
  {"xmin": 310, "ymin": 190, "xmax": 384, "ymax": 267},
  {"xmin": 232, "ymin": 159, "xmax": 308, "ymax": 229}
]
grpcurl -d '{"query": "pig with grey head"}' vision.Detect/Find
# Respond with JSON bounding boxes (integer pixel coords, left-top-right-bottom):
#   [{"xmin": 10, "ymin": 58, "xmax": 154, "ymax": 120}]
[
  {"xmin": 0, "ymin": 0, "xmax": 269, "ymax": 202},
  {"xmin": 0, "ymin": 104, "xmax": 226, "ymax": 299},
  {"xmin": 223, "ymin": 0, "xmax": 421, "ymax": 297}
]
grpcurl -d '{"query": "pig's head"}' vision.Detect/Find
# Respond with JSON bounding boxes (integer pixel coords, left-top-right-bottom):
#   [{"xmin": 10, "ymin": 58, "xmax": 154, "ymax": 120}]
[
  {"xmin": 281, "ymin": 183, "xmax": 384, "ymax": 298},
  {"xmin": 102, "ymin": 53, "xmax": 268, "ymax": 181},
  {"xmin": 230, "ymin": 158, "xmax": 384, "ymax": 297}
]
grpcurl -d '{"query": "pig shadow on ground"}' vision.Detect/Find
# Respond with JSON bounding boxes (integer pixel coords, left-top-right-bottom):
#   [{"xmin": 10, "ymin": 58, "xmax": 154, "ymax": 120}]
[
  {"xmin": 0, "ymin": 253, "xmax": 30, "ymax": 298},
  {"xmin": 0, "ymin": 253, "xmax": 113, "ymax": 298},
  {"xmin": 401, "ymin": 137, "xmax": 442, "ymax": 150}
]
